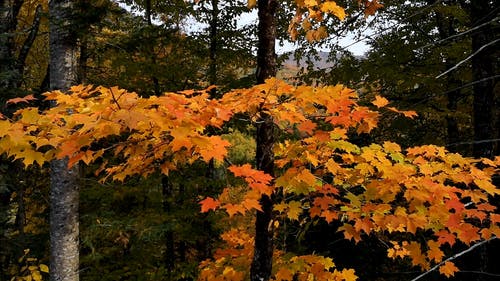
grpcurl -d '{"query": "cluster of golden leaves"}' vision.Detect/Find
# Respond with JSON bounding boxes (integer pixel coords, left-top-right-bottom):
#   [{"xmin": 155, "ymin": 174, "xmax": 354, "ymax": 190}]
[
  {"xmin": 1, "ymin": 78, "xmax": 499, "ymax": 279},
  {"xmin": 285, "ymin": 0, "xmax": 383, "ymax": 42}
]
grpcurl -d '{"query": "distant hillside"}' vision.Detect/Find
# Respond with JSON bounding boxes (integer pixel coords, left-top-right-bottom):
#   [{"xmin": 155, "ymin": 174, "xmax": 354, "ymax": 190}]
[{"xmin": 280, "ymin": 51, "xmax": 336, "ymax": 70}]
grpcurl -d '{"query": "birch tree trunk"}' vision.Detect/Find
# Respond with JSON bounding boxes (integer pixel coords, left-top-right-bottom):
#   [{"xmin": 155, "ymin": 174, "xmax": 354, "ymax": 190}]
[{"xmin": 49, "ymin": 0, "xmax": 79, "ymax": 280}]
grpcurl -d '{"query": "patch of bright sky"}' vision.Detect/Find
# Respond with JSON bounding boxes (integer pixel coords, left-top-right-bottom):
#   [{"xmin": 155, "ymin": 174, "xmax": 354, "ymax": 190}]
[{"xmin": 117, "ymin": 2, "xmax": 370, "ymax": 56}]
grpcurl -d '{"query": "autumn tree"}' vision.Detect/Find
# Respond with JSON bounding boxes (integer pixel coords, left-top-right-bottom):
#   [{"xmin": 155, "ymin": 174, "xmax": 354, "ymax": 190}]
[{"xmin": 0, "ymin": 1, "xmax": 498, "ymax": 281}]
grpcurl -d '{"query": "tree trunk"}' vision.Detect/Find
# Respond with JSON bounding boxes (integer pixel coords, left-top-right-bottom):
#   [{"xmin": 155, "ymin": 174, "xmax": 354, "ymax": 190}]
[
  {"xmin": 433, "ymin": 0, "xmax": 462, "ymax": 153},
  {"xmin": 208, "ymin": 0, "xmax": 218, "ymax": 86},
  {"xmin": 250, "ymin": 0, "xmax": 278, "ymax": 280},
  {"xmin": 49, "ymin": 1, "xmax": 80, "ymax": 281},
  {"xmin": 470, "ymin": 1, "xmax": 499, "ymax": 159},
  {"xmin": 0, "ymin": 0, "xmax": 23, "ymax": 100}
]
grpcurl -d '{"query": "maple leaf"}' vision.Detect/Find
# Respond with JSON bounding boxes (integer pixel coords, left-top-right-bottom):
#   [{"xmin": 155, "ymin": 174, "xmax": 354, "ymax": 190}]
[
  {"xmin": 338, "ymin": 224, "xmax": 361, "ymax": 243},
  {"xmin": 198, "ymin": 136, "xmax": 230, "ymax": 162},
  {"xmin": 333, "ymin": 268, "xmax": 358, "ymax": 281},
  {"xmin": 474, "ymin": 178, "xmax": 499, "ymax": 195},
  {"xmin": 297, "ymin": 120, "xmax": 317, "ymax": 135},
  {"xmin": 199, "ymin": 197, "xmax": 220, "ymax": 213},
  {"xmin": 361, "ymin": 0, "xmax": 383, "ymax": 17},
  {"xmin": 6, "ymin": 94, "xmax": 37, "ymax": 105},
  {"xmin": 241, "ymin": 198, "xmax": 262, "ymax": 212},
  {"xmin": 439, "ymin": 261, "xmax": 458, "ymax": 278},
  {"xmin": 426, "ymin": 240, "xmax": 444, "ymax": 262},
  {"xmin": 287, "ymin": 201, "xmax": 302, "ymax": 220},
  {"xmin": 320, "ymin": 2, "xmax": 346, "ymax": 21},
  {"xmin": 274, "ymin": 267, "xmax": 293, "ymax": 281},
  {"xmin": 387, "ymin": 107, "xmax": 418, "ymax": 118},
  {"xmin": 223, "ymin": 203, "xmax": 246, "ymax": 217},
  {"xmin": 372, "ymin": 95, "xmax": 389, "ymax": 108}
]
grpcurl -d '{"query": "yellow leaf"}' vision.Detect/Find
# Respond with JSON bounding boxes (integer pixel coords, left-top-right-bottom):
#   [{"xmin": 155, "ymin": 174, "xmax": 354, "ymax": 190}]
[
  {"xmin": 247, "ymin": 0, "xmax": 256, "ymax": 9},
  {"xmin": 39, "ymin": 264, "xmax": 49, "ymax": 273},
  {"xmin": 287, "ymin": 201, "xmax": 302, "ymax": 220},
  {"xmin": 32, "ymin": 271, "xmax": 42, "ymax": 281},
  {"xmin": 474, "ymin": 178, "xmax": 499, "ymax": 195},
  {"xmin": 321, "ymin": 1, "xmax": 346, "ymax": 21}
]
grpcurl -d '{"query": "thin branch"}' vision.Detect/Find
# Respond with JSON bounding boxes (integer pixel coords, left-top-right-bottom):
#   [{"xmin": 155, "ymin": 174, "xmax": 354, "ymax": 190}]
[
  {"xmin": 411, "ymin": 236, "xmax": 497, "ymax": 281},
  {"xmin": 436, "ymin": 38, "xmax": 500, "ymax": 79},
  {"xmin": 17, "ymin": 4, "xmax": 43, "ymax": 77},
  {"xmin": 420, "ymin": 16, "xmax": 500, "ymax": 50},
  {"xmin": 446, "ymin": 138, "xmax": 500, "ymax": 147}
]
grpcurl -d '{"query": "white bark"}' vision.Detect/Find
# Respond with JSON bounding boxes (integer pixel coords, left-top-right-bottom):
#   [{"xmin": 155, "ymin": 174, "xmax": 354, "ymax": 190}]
[{"xmin": 49, "ymin": 0, "xmax": 79, "ymax": 280}]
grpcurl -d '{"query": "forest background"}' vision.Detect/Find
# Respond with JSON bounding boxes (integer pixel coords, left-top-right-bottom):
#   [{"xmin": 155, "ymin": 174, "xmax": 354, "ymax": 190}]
[{"xmin": 0, "ymin": 0, "xmax": 499, "ymax": 281}]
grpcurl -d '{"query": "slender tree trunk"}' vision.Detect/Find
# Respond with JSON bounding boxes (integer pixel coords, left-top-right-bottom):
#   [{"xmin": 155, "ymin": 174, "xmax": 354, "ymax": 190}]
[
  {"xmin": 0, "ymin": 0, "xmax": 23, "ymax": 100},
  {"xmin": 470, "ymin": 1, "xmax": 498, "ymax": 159},
  {"xmin": 208, "ymin": 0, "xmax": 218, "ymax": 86},
  {"xmin": 145, "ymin": 0, "xmax": 160, "ymax": 96},
  {"xmin": 49, "ymin": 1, "xmax": 80, "ymax": 281},
  {"xmin": 161, "ymin": 176, "xmax": 175, "ymax": 277},
  {"xmin": 16, "ymin": 4, "xmax": 42, "ymax": 88},
  {"xmin": 433, "ymin": 0, "xmax": 462, "ymax": 153},
  {"xmin": 251, "ymin": 1, "xmax": 278, "ymax": 281}
]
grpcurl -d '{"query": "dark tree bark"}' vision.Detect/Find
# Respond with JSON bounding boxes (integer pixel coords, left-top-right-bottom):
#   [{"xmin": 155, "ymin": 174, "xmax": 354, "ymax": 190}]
[
  {"xmin": 208, "ymin": 0, "xmax": 218, "ymax": 86},
  {"xmin": 433, "ymin": 0, "xmax": 462, "ymax": 153},
  {"xmin": 16, "ymin": 4, "xmax": 42, "ymax": 86},
  {"xmin": 49, "ymin": 0, "xmax": 80, "ymax": 281},
  {"xmin": 0, "ymin": 0, "xmax": 23, "ymax": 99},
  {"xmin": 470, "ymin": 1, "xmax": 499, "ymax": 159},
  {"xmin": 251, "ymin": 0, "xmax": 278, "ymax": 280}
]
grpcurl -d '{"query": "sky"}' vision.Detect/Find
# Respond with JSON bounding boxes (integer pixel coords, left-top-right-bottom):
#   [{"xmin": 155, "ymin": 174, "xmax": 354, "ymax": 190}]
[{"xmin": 117, "ymin": 2, "xmax": 370, "ymax": 56}]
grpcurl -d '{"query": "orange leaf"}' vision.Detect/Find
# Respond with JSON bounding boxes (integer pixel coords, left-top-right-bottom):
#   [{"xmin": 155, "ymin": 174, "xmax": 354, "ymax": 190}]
[
  {"xmin": 372, "ymin": 95, "xmax": 389, "ymax": 108},
  {"xmin": 426, "ymin": 240, "xmax": 444, "ymax": 262},
  {"xmin": 242, "ymin": 198, "xmax": 262, "ymax": 212},
  {"xmin": 297, "ymin": 120, "xmax": 317, "ymax": 135},
  {"xmin": 6, "ymin": 94, "xmax": 37, "ymax": 105},
  {"xmin": 439, "ymin": 261, "xmax": 458, "ymax": 278},
  {"xmin": 199, "ymin": 197, "xmax": 220, "ymax": 212}
]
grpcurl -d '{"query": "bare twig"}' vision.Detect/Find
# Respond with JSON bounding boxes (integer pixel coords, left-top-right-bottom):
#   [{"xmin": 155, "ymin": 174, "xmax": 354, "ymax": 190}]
[
  {"xmin": 410, "ymin": 236, "xmax": 497, "ymax": 281},
  {"xmin": 436, "ymin": 38, "xmax": 500, "ymax": 79}
]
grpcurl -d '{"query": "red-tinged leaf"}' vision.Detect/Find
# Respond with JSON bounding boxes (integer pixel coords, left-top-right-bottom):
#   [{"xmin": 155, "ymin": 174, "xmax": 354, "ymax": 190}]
[
  {"xmin": 445, "ymin": 198, "xmax": 464, "ymax": 213},
  {"xmin": 229, "ymin": 164, "xmax": 272, "ymax": 183},
  {"xmin": 401, "ymin": 110, "xmax": 418, "ymax": 118},
  {"xmin": 199, "ymin": 197, "xmax": 219, "ymax": 213},
  {"xmin": 321, "ymin": 210, "xmax": 338, "ymax": 223},
  {"xmin": 297, "ymin": 120, "xmax": 317, "ymax": 135},
  {"xmin": 439, "ymin": 261, "xmax": 458, "ymax": 278},
  {"xmin": 372, "ymin": 95, "xmax": 389, "ymax": 108},
  {"xmin": 436, "ymin": 230, "xmax": 456, "ymax": 246},
  {"xmin": 338, "ymin": 224, "xmax": 361, "ymax": 243},
  {"xmin": 6, "ymin": 94, "xmax": 37, "ymax": 105},
  {"xmin": 456, "ymin": 224, "xmax": 480, "ymax": 245}
]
